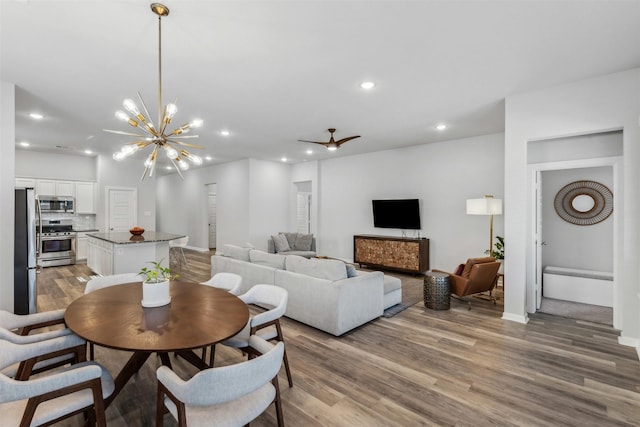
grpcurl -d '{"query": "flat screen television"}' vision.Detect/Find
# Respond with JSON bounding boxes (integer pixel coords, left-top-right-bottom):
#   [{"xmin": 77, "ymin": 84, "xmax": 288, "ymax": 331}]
[{"xmin": 372, "ymin": 199, "xmax": 421, "ymax": 229}]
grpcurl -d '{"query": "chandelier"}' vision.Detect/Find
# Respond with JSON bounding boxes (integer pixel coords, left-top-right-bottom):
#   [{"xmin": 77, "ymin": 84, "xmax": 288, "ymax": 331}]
[{"xmin": 106, "ymin": 3, "xmax": 203, "ymax": 180}]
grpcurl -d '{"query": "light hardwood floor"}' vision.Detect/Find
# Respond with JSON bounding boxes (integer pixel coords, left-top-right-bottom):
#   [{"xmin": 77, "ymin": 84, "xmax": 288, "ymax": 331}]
[{"xmin": 35, "ymin": 251, "xmax": 640, "ymax": 426}]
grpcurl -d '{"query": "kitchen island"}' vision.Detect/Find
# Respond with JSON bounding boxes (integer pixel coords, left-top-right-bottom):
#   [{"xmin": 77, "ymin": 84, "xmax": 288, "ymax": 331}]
[{"xmin": 87, "ymin": 232, "xmax": 185, "ymax": 276}]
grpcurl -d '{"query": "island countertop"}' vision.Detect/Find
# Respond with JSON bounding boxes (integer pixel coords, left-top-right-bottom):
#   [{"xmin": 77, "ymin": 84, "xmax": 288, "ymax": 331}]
[{"xmin": 87, "ymin": 231, "xmax": 185, "ymax": 245}]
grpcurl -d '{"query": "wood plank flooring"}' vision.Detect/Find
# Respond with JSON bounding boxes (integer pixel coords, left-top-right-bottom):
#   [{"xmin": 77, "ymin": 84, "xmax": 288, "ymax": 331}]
[{"xmin": 34, "ymin": 251, "xmax": 640, "ymax": 426}]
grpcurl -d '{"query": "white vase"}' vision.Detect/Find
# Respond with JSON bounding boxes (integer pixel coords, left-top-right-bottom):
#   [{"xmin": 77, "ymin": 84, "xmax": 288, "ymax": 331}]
[{"xmin": 141, "ymin": 280, "xmax": 171, "ymax": 307}]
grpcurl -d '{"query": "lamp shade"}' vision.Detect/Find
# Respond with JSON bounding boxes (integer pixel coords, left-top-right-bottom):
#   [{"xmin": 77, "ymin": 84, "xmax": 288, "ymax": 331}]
[{"xmin": 466, "ymin": 197, "xmax": 502, "ymax": 215}]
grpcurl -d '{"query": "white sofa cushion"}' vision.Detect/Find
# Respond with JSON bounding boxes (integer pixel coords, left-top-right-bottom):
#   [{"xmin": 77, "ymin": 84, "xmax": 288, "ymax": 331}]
[
  {"xmin": 249, "ymin": 250, "xmax": 286, "ymax": 270},
  {"xmin": 222, "ymin": 244, "xmax": 251, "ymax": 261},
  {"xmin": 285, "ymin": 255, "xmax": 347, "ymax": 281}
]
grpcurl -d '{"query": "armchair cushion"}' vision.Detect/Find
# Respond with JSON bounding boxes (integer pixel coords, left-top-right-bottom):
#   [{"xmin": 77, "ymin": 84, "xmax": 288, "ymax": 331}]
[{"xmin": 293, "ymin": 233, "xmax": 313, "ymax": 251}]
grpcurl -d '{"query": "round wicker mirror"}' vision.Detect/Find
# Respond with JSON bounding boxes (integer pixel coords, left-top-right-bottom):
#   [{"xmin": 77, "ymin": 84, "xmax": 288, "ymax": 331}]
[{"xmin": 554, "ymin": 180, "xmax": 613, "ymax": 226}]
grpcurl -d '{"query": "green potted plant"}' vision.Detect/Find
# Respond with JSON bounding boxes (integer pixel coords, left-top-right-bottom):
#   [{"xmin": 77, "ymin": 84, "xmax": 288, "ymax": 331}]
[
  {"xmin": 486, "ymin": 236, "xmax": 504, "ymax": 260},
  {"xmin": 138, "ymin": 259, "xmax": 178, "ymax": 307}
]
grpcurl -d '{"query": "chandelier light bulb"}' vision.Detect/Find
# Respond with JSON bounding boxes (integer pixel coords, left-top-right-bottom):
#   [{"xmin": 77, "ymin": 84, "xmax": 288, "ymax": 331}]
[
  {"xmin": 115, "ymin": 110, "xmax": 129, "ymax": 121},
  {"xmin": 121, "ymin": 144, "xmax": 138, "ymax": 156},
  {"xmin": 164, "ymin": 103, "xmax": 178, "ymax": 122},
  {"xmin": 123, "ymin": 99, "xmax": 140, "ymax": 116},
  {"xmin": 144, "ymin": 154, "xmax": 154, "ymax": 168},
  {"xmin": 164, "ymin": 146, "xmax": 179, "ymax": 160},
  {"xmin": 190, "ymin": 118, "xmax": 203, "ymax": 128},
  {"xmin": 178, "ymin": 160, "xmax": 190, "ymax": 170},
  {"xmin": 189, "ymin": 154, "xmax": 203, "ymax": 165}
]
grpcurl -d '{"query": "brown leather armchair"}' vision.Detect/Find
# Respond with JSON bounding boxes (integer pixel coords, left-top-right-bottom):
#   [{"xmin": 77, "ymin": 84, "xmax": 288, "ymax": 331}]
[{"xmin": 434, "ymin": 257, "xmax": 501, "ymax": 309}]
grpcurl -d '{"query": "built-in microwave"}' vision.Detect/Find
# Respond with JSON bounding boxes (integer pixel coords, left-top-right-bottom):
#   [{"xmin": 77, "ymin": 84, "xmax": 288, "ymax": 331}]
[{"xmin": 37, "ymin": 196, "xmax": 75, "ymax": 213}]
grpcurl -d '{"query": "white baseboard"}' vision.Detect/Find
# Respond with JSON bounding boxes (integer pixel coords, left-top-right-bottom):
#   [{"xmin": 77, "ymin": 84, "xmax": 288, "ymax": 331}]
[
  {"xmin": 502, "ymin": 312, "xmax": 529, "ymax": 324},
  {"xmin": 618, "ymin": 336, "xmax": 640, "ymax": 361}
]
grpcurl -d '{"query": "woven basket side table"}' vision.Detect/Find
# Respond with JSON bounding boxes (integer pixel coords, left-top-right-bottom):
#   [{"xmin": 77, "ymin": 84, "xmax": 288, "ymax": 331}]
[{"xmin": 424, "ymin": 271, "xmax": 451, "ymax": 310}]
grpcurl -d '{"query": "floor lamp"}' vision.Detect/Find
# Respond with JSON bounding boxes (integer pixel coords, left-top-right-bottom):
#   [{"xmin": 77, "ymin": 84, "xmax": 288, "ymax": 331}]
[{"xmin": 466, "ymin": 195, "xmax": 503, "ymax": 256}]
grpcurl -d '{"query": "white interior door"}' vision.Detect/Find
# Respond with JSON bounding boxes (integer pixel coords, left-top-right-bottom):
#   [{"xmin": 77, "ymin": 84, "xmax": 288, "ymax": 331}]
[
  {"xmin": 107, "ymin": 188, "xmax": 137, "ymax": 232},
  {"xmin": 296, "ymin": 192, "xmax": 311, "ymax": 234},
  {"xmin": 535, "ymin": 171, "xmax": 543, "ymax": 310},
  {"xmin": 208, "ymin": 190, "xmax": 217, "ymax": 249}
]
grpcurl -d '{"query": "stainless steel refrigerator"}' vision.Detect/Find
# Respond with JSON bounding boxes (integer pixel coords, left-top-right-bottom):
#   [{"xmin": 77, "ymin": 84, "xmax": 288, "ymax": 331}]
[{"xmin": 14, "ymin": 187, "xmax": 39, "ymax": 314}]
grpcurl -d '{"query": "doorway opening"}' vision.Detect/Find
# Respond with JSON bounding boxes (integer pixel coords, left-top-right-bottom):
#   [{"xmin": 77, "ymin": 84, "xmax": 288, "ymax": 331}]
[
  {"xmin": 528, "ymin": 130, "xmax": 622, "ymax": 327},
  {"xmin": 206, "ymin": 183, "xmax": 217, "ymax": 250}
]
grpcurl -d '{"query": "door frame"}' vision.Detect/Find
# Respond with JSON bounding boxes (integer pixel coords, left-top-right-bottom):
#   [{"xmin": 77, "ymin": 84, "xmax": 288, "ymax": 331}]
[{"xmin": 527, "ymin": 156, "xmax": 622, "ymax": 328}]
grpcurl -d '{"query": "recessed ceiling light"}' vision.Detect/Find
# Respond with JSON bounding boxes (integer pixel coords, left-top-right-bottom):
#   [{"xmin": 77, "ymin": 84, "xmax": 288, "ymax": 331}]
[
  {"xmin": 29, "ymin": 112, "xmax": 44, "ymax": 120},
  {"xmin": 19, "ymin": 141, "xmax": 30, "ymax": 147},
  {"xmin": 436, "ymin": 124, "xmax": 447, "ymax": 131},
  {"xmin": 166, "ymin": 166, "xmax": 173, "ymax": 170},
  {"xmin": 306, "ymin": 149, "xmax": 313, "ymax": 155},
  {"xmin": 281, "ymin": 157, "xmax": 287, "ymax": 162},
  {"xmin": 360, "ymin": 81, "xmax": 375, "ymax": 90},
  {"xmin": 205, "ymin": 155, "xmax": 213, "ymax": 161},
  {"xmin": 84, "ymin": 149, "xmax": 93, "ymax": 155},
  {"xmin": 220, "ymin": 130, "xmax": 230, "ymax": 136}
]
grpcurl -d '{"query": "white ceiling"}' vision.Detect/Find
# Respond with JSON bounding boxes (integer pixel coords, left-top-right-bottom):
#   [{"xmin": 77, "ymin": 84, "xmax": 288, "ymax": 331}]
[{"xmin": 2, "ymin": 1, "xmax": 640, "ymax": 173}]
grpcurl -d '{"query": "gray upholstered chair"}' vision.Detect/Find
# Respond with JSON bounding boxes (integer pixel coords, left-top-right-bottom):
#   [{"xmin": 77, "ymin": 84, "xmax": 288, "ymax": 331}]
[
  {"xmin": 200, "ymin": 272, "xmax": 243, "ymax": 295},
  {"xmin": 0, "ymin": 309, "xmax": 82, "ymax": 380},
  {"xmin": 0, "ymin": 337, "xmax": 114, "ymax": 427},
  {"xmin": 156, "ymin": 336, "xmax": 284, "ymax": 427},
  {"xmin": 210, "ymin": 284, "xmax": 293, "ymax": 388},
  {"xmin": 84, "ymin": 272, "xmax": 143, "ymax": 359}
]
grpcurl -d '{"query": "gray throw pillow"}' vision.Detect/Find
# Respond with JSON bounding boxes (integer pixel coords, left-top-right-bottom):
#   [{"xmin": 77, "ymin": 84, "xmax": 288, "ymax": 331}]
[
  {"xmin": 271, "ymin": 233, "xmax": 291, "ymax": 253},
  {"xmin": 346, "ymin": 263, "xmax": 358, "ymax": 278},
  {"xmin": 280, "ymin": 232, "xmax": 298, "ymax": 249},
  {"xmin": 294, "ymin": 233, "xmax": 313, "ymax": 251}
]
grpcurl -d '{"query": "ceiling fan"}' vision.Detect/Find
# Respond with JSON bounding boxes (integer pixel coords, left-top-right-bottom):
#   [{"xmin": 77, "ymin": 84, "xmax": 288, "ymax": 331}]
[{"xmin": 298, "ymin": 128, "xmax": 360, "ymax": 151}]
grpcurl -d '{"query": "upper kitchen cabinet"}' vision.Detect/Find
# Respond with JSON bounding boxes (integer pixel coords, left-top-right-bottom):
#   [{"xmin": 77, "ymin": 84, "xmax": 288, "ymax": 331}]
[
  {"xmin": 75, "ymin": 182, "xmax": 96, "ymax": 214},
  {"xmin": 15, "ymin": 178, "xmax": 36, "ymax": 188},
  {"xmin": 36, "ymin": 179, "xmax": 75, "ymax": 197}
]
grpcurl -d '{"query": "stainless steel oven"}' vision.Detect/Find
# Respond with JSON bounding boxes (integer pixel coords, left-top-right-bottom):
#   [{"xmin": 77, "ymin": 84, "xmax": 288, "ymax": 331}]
[{"xmin": 37, "ymin": 219, "xmax": 76, "ymax": 267}]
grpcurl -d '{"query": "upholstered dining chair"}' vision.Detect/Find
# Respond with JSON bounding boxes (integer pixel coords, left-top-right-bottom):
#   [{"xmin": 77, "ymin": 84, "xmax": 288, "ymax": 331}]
[
  {"xmin": 156, "ymin": 336, "xmax": 285, "ymax": 427},
  {"xmin": 0, "ymin": 337, "xmax": 115, "ymax": 427},
  {"xmin": 209, "ymin": 284, "xmax": 293, "ymax": 388},
  {"xmin": 200, "ymin": 272, "xmax": 243, "ymax": 295},
  {"xmin": 434, "ymin": 257, "xmax": 501, "ymax": 309},
  {"xmin": 0, "ymin": 308, "xmax": 82, "ymax": 380},
  {"xmin": 0, "ymin": 326, "xmax": 86, "ymax": 381},
  {"xmin": 84, "ymin": 272, "xmax": 144, "ymax": 359}
]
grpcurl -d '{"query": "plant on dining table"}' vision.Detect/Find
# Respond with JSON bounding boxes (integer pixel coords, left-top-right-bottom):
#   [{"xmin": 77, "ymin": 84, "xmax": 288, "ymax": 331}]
[{"xmin": 138, "ymin": 259, "xmax": 178, "ymax": 283}]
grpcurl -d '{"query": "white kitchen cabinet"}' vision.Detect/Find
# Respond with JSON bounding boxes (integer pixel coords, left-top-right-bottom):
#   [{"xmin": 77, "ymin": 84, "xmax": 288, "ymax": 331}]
[
  {"xmin": 36, "ymin": 180, "xmax": 56, "ymax": 196},
  {"xmin": 76, "ymin": 232, "xmax": 89, "ymax": 262},
  {"xmin": 87, "ymin": 236, "xmax": 113, "ymax": 275},
  {"xmin": 36, "ymin": 179, "xmax": 75, "ymax": 197},
  {"xmin": 75, "ymin": 182, "xmax": 96, "ymax": 214},
  {"xmin": 15, "ymin": 178, "xmax": 37, "ymax": 188}
]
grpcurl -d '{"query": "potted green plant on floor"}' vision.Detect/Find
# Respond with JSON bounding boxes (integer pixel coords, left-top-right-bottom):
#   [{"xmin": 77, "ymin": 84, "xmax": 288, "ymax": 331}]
[{"xmin": 139, "ymin": 259, "xmax": 178, "ymax": 307}]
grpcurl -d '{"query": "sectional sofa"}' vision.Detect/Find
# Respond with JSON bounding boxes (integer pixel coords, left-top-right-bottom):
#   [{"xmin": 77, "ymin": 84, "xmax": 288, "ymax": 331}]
[{"xmin": 211, "ymin": 244, "xmax": 402, "ymax": 336}]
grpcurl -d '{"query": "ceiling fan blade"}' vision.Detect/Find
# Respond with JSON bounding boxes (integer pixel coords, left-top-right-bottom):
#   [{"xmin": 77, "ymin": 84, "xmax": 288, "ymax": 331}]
[
  {"xmin": 335, "ymin": 135, "xmax": 361, "ymax": 146},
  {"xmin": 298, "ymin": 139, "xmax": 329, "ymax": 146}
]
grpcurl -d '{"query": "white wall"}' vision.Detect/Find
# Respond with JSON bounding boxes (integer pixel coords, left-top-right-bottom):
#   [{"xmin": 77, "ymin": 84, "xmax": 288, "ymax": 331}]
[
  {"xmin": 0, "ymin": 81, "xmax": 16, "ymax": 311},
  {"xmin": 505, "ymin": 68, "xmax": 640, "ymax": 346},
  {"xmin": 316, "ymin": 133, "xmax": 505, "ymax": 270},
  {"xmin": 16, "ymin": 150, "xmax": 97, "ymax": 181},
  {"xmin": 156, "ymin": 159, "xmax": 290, "ymax": 252},
  {"xmin": 541, "ymin": 166, "xmax": 613, "ymax": 272}
]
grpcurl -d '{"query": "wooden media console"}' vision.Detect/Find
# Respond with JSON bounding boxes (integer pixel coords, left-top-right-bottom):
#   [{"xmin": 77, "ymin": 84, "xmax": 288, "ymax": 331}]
[{"xmin": 353, "ymin": 234, "xmax": 429, "ymax": 274}]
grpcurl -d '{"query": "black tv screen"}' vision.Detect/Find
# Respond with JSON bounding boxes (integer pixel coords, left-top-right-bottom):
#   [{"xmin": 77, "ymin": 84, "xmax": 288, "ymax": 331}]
[{"xmin": 372, "ymin": 199, "xmax": 421, "ymax": 229}]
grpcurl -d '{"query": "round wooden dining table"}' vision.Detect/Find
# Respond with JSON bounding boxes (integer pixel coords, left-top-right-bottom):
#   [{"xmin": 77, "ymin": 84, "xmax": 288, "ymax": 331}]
[{"xmin": 65, "ymin": 281, "xmax": 249, "ymax": 406}]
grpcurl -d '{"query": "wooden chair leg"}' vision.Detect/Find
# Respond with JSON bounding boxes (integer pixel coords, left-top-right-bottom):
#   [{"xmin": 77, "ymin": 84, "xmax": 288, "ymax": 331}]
[
  {"xmin": 208, "ymin": 344, "xmax": 216, "ymax": 367},
  {"xmin": 275, "ymin": 321, "xmax": 293, "ymax": 387},
  {"xmin": 272, "ymin": 375, "xmax": 285, "ymax": 427}
]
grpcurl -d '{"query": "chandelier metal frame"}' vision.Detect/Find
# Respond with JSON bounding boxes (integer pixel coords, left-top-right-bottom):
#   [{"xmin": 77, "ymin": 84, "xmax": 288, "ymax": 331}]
[{"xmin": 106, "ymin": 3, "xmax": 203, "ymax": 180}]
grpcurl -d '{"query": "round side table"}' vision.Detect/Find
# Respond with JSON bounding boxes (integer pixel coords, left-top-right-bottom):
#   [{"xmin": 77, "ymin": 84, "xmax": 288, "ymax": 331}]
[{"xmin": 424, "ymin": 271, "xmax": 451, "ymax": 310}]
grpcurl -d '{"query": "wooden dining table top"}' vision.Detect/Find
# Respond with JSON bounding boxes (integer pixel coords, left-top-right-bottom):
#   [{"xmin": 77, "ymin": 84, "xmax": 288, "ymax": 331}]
[{"xmin": 65, "ymin": 281, "xmax": 250, "ymax": 352}]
